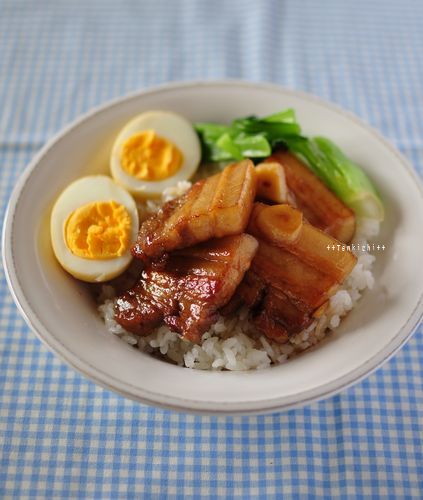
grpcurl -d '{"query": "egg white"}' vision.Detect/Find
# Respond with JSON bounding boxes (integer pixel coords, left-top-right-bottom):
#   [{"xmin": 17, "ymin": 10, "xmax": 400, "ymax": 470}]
[
  {"xmin": 110, "ymin": 111, "xmax": 201, "ymax": 198},
  {"xmin": 50, "ymin": 175, "xmax": 139, "ymax": 283}
]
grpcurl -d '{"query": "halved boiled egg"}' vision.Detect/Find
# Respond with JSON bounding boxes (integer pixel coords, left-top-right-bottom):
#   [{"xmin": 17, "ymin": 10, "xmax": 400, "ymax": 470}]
[
  {"xmin": 50, "ymin": 176, "xmax": 139, "ymax": 282},
  {"xmin": 110, "ymin": 111, "xmax": 201, "ymax": 198}
]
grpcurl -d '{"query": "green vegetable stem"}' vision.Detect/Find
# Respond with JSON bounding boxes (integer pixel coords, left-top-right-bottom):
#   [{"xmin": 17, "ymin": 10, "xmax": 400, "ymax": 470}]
[{"xmin": 194, "ymin": 109, "xmax": 384, "ymax": 220}]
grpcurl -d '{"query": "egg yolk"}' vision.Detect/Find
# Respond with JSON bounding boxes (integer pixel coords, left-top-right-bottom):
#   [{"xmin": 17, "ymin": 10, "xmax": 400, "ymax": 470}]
[
  {"xmin": 65, "ymin": 201, "xmax": 131, "ymax": 259},
  {"xmin": 120, "ymin": 130, "xmax": 183, "ymax": 181}
]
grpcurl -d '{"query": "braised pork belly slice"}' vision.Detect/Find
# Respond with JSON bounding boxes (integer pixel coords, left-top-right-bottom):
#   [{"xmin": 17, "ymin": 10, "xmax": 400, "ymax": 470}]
[
  {"xmin": 115, "ymin": 234, "xmax": 258, "ymax": 344},
  {"xmin": 268, "ymin": 151, "xmax": 356, "ymax": 243},
  {"xmin": 236, "ymin": 203, "xmax": 357, "ymax": 343},
  {"xmin": 249, "ymin": 204, "xmax": 357, "ymax": 283},
  {"xmin": 132, "ymin": 159, "xmax": 256, "ymax": 262}
]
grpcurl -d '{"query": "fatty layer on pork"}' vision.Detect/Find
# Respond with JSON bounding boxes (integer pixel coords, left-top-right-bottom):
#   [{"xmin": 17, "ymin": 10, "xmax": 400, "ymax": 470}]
[
  {"xmin": 236, "ymin": 203, "xmax": 357, "ymax": 343},
  {"xmin": 132, "ymin": 159, "xmax": 256, "ymax": 262}
]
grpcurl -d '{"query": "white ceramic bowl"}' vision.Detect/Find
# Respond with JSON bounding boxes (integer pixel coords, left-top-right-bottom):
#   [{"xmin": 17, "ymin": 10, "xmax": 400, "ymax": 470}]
[{"xmin": 3, "ymin": 81, "xmax": 423, "ymax": 415}]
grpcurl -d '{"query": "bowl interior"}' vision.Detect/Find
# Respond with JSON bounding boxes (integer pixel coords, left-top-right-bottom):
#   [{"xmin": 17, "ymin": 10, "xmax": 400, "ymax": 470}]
[{"xmin": 4, "ymin": 82, "xmax": 423, "ymax": 413}]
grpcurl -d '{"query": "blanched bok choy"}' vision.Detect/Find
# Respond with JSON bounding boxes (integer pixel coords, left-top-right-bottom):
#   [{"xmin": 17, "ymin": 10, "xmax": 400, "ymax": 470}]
[{"xmin": 195, "ymin": 109, "xmax": 384, "ymax": 221}]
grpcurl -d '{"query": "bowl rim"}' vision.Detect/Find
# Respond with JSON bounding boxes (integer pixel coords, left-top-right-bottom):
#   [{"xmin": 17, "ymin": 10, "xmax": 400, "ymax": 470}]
[{"xmin": 3, "ymin": 79, "xmax": 423, "ymax": 415}]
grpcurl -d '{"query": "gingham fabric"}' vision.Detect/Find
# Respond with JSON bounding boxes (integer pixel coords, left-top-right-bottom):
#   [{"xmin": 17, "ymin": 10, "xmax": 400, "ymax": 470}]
[{"xmin": 1, "ymin": 0, "xmax": 422, "ymax": 498}]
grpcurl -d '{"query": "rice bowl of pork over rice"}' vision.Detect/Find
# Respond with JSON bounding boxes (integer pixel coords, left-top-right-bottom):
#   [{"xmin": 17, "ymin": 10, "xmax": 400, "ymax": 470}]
[
  {"xmin": 4, "ymin": 82, "xmax": 423, "ymax": 414},
  {"xmin": 99, "ymin": 179, "xmax": 379, "ymax": 372}
]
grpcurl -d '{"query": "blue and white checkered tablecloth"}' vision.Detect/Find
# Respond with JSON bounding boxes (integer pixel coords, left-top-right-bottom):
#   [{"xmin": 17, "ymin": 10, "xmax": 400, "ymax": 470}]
[{"xmin": 1, "ymin": 0, "xmax": 422, "ymax": 497}]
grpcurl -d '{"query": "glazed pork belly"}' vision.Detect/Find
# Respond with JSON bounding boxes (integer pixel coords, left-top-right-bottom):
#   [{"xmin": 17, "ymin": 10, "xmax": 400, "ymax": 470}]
[
  {"xmin": 115, "ymin": 234, "xmax": 258, "ymax": 344},
  {"xmin": 132, "ymin": 159, "xmax": 256, "ymax": 262},
  {"xmin": 236, "ymin": 203, "xmax": 357, "ymax": 343},
  {"xmin": 268, "ymin": 151, "xmax": 356, "ymax": 243}
]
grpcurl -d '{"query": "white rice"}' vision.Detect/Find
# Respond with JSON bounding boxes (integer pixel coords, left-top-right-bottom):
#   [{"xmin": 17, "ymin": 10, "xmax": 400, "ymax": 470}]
[{"xmin": 98, "ymin": 181, "xmax": 379, "ymax": 371}]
